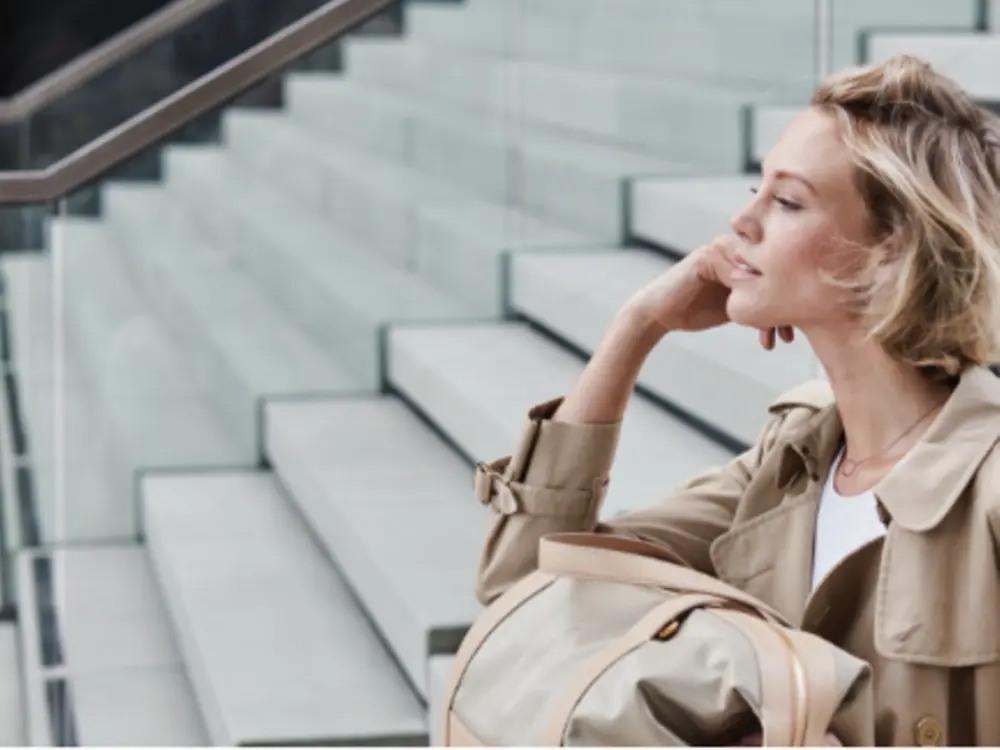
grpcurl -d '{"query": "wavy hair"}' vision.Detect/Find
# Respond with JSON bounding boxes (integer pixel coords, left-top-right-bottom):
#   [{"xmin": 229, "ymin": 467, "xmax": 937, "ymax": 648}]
[{"xmin": 811, "ymin": 54, "xmax": 1000, "ymax": 377}]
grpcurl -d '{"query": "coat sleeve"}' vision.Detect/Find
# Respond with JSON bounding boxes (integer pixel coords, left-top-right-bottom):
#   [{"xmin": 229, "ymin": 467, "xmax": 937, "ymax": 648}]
[{"xmin": 474, "ymin": 396, "xmax": 792, "ymax": 605}]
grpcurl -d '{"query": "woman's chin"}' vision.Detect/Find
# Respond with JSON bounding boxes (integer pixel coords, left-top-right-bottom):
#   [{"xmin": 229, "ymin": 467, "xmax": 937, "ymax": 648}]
[{"xmin": 726, "ymin": 296, "xmax": 777, "ymax": 330}]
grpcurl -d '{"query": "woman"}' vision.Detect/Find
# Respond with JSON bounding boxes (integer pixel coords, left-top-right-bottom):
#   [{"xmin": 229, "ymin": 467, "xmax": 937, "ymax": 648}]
[{"xmin": 473, "ymin": 55, "xmax": 1000, "ymax": 746}]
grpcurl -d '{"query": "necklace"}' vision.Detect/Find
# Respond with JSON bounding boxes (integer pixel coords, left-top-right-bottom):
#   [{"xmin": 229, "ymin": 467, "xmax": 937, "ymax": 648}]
[{"xmin": 838, "ymin": 399, "xmax": 946, "ymax": 478}]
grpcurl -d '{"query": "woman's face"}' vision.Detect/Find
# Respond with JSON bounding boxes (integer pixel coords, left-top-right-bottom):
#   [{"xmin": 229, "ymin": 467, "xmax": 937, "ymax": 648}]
[{"xmin": 726, "ymin": 106, "xmax": 875, "ymax": 332}]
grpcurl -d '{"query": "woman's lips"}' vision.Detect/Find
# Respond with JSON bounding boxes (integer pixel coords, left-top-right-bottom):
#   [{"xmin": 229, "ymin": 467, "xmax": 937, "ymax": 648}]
[{"xmin": 731, "ymin": 253, "xmax": 763, "ymax": 281}]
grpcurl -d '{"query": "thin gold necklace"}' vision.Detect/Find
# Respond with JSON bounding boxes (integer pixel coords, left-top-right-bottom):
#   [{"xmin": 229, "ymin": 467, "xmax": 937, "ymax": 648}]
[{"xmin": 838, "ymin": 399, "xmax": 946, "ymax": 478}]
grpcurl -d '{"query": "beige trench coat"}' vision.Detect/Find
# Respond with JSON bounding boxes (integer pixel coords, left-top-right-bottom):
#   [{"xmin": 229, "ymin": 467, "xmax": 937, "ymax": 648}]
[{"xmin": 474, "ymin": 365, "xmax": 1000, "ymax": 747}]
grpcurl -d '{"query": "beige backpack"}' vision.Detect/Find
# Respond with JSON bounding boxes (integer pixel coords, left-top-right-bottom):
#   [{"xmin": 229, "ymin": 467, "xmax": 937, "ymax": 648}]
[{"xmin": 441, "ymin": 533, "xmax": 874, "ymax": 747}]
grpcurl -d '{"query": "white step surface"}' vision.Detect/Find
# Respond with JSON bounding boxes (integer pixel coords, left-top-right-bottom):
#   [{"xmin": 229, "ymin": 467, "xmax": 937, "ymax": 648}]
[
  {"xmin": 427, "ymin": 654, "xmax": 455, "ymax": 748},
  {"xmin": 218, "ymin": 112, "xmax": 592, "ymax": 316},
  {"xmin": 162, "ymin": 147, "xmax": 470, "ymax": 388},
  {"xmin": 287, "ymin": 75, "xmax": 692, "ymax": 240},
  {"xmin": 866, "ymin": 32, "xmax": 1000, "ymax": 101},
  {"xmin": 387, "ymin": 323, "xmax": 734, "ymax": 517},
  {"xmin": 511, "ymin": 250, "xmax": 817, "ymax": 447},
  {"xmin": 15, "ymin": 546, "xmax": 208, "ymax": 746},
  {"xmin": 265, "ymin": 396, "xmax": 486, "ymax": 698},
  {"xmin": 0, "ymin": 623, "xmax": 23, "ymax": 746},
  {"xmin": 102, "ymin": 184, "xmax": 359, "ymax": 456},
  {"xmin": 345, "ymin": 40, "xmax": 758, "ymax": 170},
  {"xmin": 630, "ymin": 175, "xmax": 757, "ymax": 254},
  {"xmin": 143, "ymin": 471, "xmax": 427, "ymax": 746}
]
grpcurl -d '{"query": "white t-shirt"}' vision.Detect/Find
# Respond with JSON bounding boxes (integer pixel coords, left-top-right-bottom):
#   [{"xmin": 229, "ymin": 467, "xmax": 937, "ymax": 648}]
[{"xmin": 810, "ymin": 450, "xmax": 887, "ymax": 591}]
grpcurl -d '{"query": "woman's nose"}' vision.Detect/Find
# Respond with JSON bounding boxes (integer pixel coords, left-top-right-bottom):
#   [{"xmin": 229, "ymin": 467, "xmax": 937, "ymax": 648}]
[{"xmin": 730, "ymin": 203, "xmax": 762, "ymax": 245}]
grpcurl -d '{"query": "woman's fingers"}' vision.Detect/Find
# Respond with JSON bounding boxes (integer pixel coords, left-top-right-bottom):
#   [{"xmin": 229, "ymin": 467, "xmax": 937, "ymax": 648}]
[
  {"xmin": 759, "ymin": 328, "xmax": 775, "ymax": 351},
  {"xmin": 759, "ymin": 327, "xmax": 795, "ymax": 350}
]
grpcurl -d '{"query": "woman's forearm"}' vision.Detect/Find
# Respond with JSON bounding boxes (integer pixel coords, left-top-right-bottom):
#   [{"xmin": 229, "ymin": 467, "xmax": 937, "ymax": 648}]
[{"xmin": 554, "ymin": 307, "xmax": 667, "ymax": 425}]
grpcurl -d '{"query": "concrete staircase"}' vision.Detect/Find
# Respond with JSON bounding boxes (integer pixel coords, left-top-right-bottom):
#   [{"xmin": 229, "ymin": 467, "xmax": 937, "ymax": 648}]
[{"xmin": 1, "ymin": 0, "xmax": 997, "ymax": 744}]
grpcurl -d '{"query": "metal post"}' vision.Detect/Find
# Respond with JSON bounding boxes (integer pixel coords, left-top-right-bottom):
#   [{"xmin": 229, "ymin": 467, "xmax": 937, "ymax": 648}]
[{"xmin": 814, "ymin": 0, "xmax": 833, "ymax": 381}]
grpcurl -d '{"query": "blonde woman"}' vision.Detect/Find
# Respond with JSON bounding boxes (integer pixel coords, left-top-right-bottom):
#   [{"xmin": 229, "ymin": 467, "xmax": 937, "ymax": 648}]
[{"xmin": 474, "ymin": 55, "xmax": 1000, "ymax": 746}]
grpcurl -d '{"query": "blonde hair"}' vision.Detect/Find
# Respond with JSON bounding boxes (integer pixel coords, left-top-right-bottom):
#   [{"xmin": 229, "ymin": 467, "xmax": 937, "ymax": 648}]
[{"xmin": 811, "ymin": 54, "xmax": 1000, "ymax": 378}]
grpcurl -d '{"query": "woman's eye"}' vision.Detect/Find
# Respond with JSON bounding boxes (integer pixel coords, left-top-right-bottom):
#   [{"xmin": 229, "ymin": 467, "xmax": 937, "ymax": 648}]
[
  {"xmin": 749, "ymin": 186, "xmax": 801, "ymax": 211},
  {"xmin": 775, "ymin": 197, "xmax": 802, "ymax": 211}
]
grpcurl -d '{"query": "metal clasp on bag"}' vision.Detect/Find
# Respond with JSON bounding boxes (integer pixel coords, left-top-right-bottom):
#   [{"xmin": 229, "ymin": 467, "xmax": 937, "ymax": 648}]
[
  {"xmin": 655, "ymin": 620, "xmax": 682, "ymax": 641},
  {"xmin": 655, "ymin": 609, "xmax": 696, "ymax": 641}
]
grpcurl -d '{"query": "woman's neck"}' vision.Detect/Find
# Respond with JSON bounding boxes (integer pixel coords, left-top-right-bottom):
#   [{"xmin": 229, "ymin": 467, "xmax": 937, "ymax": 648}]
[{"xmin": 805, "ymin": 325, "xmax": 955, "ymax": 461}]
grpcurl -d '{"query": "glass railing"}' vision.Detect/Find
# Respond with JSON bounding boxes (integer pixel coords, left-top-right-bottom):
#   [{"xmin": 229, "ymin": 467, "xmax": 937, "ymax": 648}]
[{"xmin": 0, "ymin": 0, "xmax": 400, "ymax": 620}]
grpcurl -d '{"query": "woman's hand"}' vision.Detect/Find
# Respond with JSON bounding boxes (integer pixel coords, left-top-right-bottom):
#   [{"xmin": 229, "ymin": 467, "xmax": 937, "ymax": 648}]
[
  {"xmin": 552, "ymin": 235, "xmax": 796, "ymax": 426},
  {"xmin": 623, "ymin": 235, "xmax": 795, "ymax": 350}
]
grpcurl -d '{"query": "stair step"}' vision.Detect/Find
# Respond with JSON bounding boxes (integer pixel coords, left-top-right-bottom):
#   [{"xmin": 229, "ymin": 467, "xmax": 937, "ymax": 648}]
[
  {"xmin": 217, "ymin": 113, "xmax": 591, "ymax": 316},
  {"xmin": 102, "ymin": 185, "xmax": 359, "ymax": 456},
  {"xmin": 866, "ymin": 31, "xmax": 1000, "ymax": 101},
  {"xmin": 407, "ymin": 0, "xmax": 978, "ymax": 96},
  {"xmin": 15, "ymin": 546, "xmax": 208, "ymax": 746},
  {"xmin": 286, "ymin": 75, "xmax": 692, "ymax": 239},
  {"xmin": 344, "ymin": 39, "xmax": 759, "ymax": 170},
  {"xmin": 404, "ymin": 0, "xmax": 819, "ymax": 97},
  {"xmin": 221, "ymin": 109, "xmax": 464, "ymax": 269},
  {"xmin": 387, "ymin": 323, "xmax": 734, "ymax": 517},
  {"xmin": 629, "ymin": 175, "xmax": 758, "ymax": 255},
  {"xmin": 511, "ymin": 249, "xmax": 816, "ymax": 447},
  {"xmin": 265, "ymin": 396, "xmax": 485, "ymax": 699},
  {"xmin": 163, "ymin": 146, "xmax": 470, "ymax": 388},
  {"xmin": 427, "ymin": 654, "xmax": 456, "ymax": 747},
  {"xmin": 412, "ymin": 200, "xmax": 593, "ymax": 316},
  {"xmin": 0, "ymin": 622, "xmax": 23, "ymax": 745},
  {"xmin": 142, "ymin": 471, "xmax": 427, "ymax": 746}
]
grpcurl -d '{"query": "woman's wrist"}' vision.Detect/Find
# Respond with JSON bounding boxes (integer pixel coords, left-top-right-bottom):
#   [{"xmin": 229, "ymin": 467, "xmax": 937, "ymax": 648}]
[{"xmin": 611, "ymin": 302, "xmax": 670, "ymax": 357}]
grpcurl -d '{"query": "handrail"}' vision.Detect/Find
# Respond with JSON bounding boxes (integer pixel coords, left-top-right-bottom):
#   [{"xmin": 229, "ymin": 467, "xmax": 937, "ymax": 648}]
[
  {"xmin": 0, "ymin": 0, "xmax": 392, "ymax": 204},
  {"xmin": 0, "ymin": 0, "xmax": 227, "ymax": 123}
]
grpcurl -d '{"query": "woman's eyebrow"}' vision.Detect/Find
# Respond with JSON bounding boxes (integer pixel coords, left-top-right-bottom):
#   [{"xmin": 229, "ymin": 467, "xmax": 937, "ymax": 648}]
[{"xmin": 772, "ymin": 169, "xmax": 818, "ymax": 196}]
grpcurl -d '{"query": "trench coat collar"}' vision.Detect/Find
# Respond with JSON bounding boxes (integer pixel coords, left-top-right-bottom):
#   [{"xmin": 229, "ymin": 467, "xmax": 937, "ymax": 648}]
[{"xmin": 773, "ymin": 366, "xmax": 1000, "ymax": 532}]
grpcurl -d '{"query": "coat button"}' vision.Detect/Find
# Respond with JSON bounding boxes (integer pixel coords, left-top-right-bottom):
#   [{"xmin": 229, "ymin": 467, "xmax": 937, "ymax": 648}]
[{"xmin": 915, "ymin": 717, "xmax": 943, "ymax": 746}]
